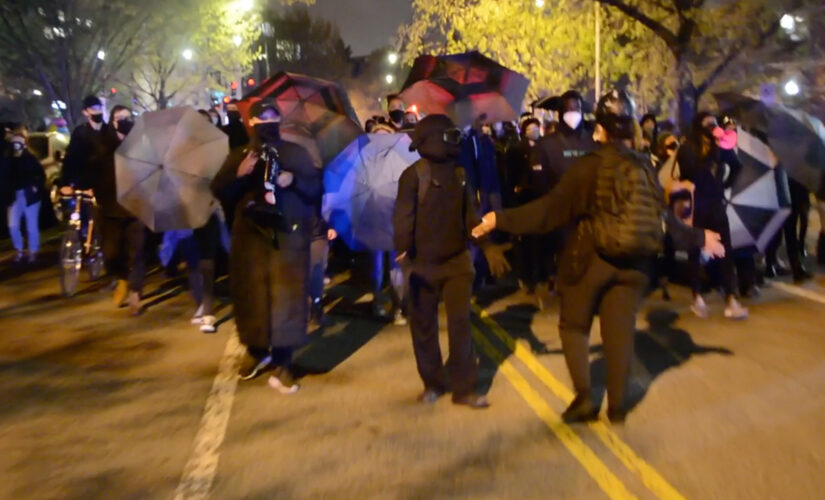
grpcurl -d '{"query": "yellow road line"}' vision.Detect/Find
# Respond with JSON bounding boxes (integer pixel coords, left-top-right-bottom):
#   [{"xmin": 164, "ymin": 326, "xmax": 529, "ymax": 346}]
[
  {"xmin": 473, "ymin": 305, "xmax": 687, "ymax": 500},
  {"xmin": 471, "ymin": 326, "xmax": 639, "ymax": 500}
]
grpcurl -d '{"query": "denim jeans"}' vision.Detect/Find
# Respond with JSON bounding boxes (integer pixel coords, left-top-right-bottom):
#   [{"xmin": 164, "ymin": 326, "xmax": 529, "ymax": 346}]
[{"xmin": 7, "ymin": 190, "xmax": 40, "ymax": 254}]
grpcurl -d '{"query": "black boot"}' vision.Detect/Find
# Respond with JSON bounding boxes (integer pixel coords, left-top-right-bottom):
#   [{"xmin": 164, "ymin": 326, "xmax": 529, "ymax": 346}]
[{"xmin": 562, "ymin": 394, "xmax": 600, "ymax": 423}]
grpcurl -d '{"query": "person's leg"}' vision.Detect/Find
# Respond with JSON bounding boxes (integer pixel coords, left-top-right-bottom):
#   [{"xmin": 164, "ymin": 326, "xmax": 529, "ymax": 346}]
[
  {"xmin": 194, "ymin": 216, "xmax": 220, "ymax": 317},
  {"xmin": 372, "ymin": 251, "xmax": 387, "ymax": 316},
  {"xmin": 408, "ymin": 270, "xmax": 447, "ymax": 393},
  {"xmin": 7, "ymin": 190, "xmax": 25, "ymax": 253},
  {"xmin": 24, "ymin": 201, "xmax": 40, "ymax": 256},
  {"xmin": 817, "ymin": 197, "xmax": 825, "ymax": 266},
  {"xmin": 442, "ymin": 271, "xmax": 476, "ymax": 398},
  {"xmin": 597, "ymin": 269, "xmax": 648, "ymax": 420},
  {"xmin": 125, "ymin": 219, "xmax": 147, "ymax": 294}
]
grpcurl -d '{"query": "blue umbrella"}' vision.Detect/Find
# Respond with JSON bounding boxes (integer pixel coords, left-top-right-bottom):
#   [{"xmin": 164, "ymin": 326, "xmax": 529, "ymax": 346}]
[{"xmin": 323, "ymin": 133, "xmax": 420, "ymax": 251}]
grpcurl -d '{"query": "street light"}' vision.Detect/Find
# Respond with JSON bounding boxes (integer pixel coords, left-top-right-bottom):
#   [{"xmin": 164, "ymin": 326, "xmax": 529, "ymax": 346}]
[
  {"xmin": 385, "ymin": 74, "xmax": 394, "ymax": 84},
  {"xmin": 182, "ymin": 49, "xmax": 194, "ymax": 61},
  {"xmin": 784, "ymin": 79, "xmax": 800, "ymax": 96},
  {"xmin": 780, "ymin": 14, "xmax": 795, "ymax": 31},
  {"xmin": 32, "ymin": 89, "xmax": 43, "ymax": 96},
  {"xmin": 536, "ymin": 0, "xmax": 545, "ymax": 7},
  {"xmin": 237, "ymin": 0, "xmax": 253, "ymax": 12},
  {"xmin": 97, "ymin": 50, "xmax": 105, "ymax": 60},
  {"xmin": 388, "ymin": 52, "xmax": 398, "ymax": 64},
  {"xmin": 233, "ymin": 35, "xmax": 243, "ymax": 48}
]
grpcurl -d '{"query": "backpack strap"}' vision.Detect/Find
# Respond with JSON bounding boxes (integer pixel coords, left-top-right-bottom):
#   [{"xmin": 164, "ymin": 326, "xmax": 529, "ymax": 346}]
[{"xmin": 415, "ymin": 160, "xmax": 432, "ymax": 205}]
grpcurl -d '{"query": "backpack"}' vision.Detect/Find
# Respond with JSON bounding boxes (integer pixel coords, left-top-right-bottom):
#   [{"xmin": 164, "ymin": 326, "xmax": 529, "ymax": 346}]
[
  {"xmin": 589, "ymin": 146, "xmax": 666, "ymax": 259},
  {"xmin": 415, "ymin": 159, "xmax": 471, "ymax": 231}
]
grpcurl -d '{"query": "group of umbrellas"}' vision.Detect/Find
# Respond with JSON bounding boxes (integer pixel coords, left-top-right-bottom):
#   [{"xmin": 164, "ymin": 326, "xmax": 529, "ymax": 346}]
[{"xmin": 113, "ymin": 53, "xmax": 825, "ymax": 257}]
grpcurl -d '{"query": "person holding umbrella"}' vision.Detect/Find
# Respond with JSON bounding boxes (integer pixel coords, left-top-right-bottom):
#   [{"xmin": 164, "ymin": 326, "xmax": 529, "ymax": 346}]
[
  {"xmin": 95, "ymin": 105, "xmax": 146, "ymax": 315},
  {"xmin": 212, "ymin": 98, "xmax": 322, "ymax": 393}
]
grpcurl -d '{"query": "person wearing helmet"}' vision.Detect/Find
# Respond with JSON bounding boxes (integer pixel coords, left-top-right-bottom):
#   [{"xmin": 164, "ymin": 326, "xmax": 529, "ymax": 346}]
[{"xmin": 472, "ymin": 90, "xmax": 725, "ymax": 423}]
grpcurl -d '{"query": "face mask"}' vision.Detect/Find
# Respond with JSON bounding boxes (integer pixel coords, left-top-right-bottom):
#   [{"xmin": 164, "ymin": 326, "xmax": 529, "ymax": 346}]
[
  {"xmin": 389, "ymin": 109, "xmax": 405, "ymax": 124},
  {"xmin": 562, "ymin": 111, "xmax": 582, "ymax": 131},
  {"xmin": 254, "ymin": 122, "xmax": 281, "ymax": 144},
  {"xmin": 717, "ymin": 129, "xmax": 737, "ymax": 150},
  {"xmin": 526, "ymin": 129, "xmax": 541, "ymax": 142},
  {"xmin": 11, "ymin": 142, "xmax": 25, "ymax": 154},
  {"xmin": 116, "ymin": 119, "xmax": 134, "ymax": 136},
  {"xmin": 89, "ymin": 113, "xmax": 104, "ymax": 124},
  {"xmin": 227, "ymin": 111, "xmax": 242, "ymax": 123}
]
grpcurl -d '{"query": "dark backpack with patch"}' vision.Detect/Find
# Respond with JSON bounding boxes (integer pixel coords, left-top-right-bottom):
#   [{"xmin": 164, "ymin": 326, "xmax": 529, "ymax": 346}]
[{"xmin": 589, "ymin": 145, "xmax": 666, "ymax": 259}]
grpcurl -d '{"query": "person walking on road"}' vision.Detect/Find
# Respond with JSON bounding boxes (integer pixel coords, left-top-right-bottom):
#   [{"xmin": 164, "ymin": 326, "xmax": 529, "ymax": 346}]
[
  {"xmin": 95, "ymin": 105, "xmax": 146, "ymax": 316},
  {"xmin": 212, "ymin": 99, "xmax": 321, "ymax": 393},
  {"xmin": 3, "ymin": 128, "xmax": 46, "ymax": 263},
  {"xmin": 394, "ymin": 114, "xmax": 510, "ymax": 409},
  {"xmin": 472, "ymin": 92, "xmax": 726, "ymax": 423}
]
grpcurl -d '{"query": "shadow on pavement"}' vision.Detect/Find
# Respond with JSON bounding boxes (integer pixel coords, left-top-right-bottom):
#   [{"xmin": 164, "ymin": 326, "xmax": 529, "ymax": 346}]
[{"xmin": 589, "ymin": 307, "xmax": 734, "ymax": 412}]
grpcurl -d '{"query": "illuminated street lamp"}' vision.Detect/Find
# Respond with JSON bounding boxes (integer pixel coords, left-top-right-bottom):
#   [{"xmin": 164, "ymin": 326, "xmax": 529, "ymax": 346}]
[
  {"xmin": 784, "ymin": 79, "xmax": 800, "ymax": 96},
  {"xmin": 385, "ymin": 74, "xmax": 394, "ymax": 84},
  {"xmin": 182, "ymin": 48, "xmax": 194, "ymax": 61},
  {"xmin": 536, "ymin": 0, "xmax": 545, "ymax": 7},
  {"xmin": 97, "ymin": 50, "xmax": 105, "ymax": 60},
  {"xmin": 233, "ymin": 35, "xmax": 243, "ymax": 48},
  {"xmin": 32, "ymin": 89, "xmax": 43, "ymax": 96},
  {"xmin": 780, "ymin": 14, "xmax": 795, "ymax": 31},
  {"xmin": 237, "ymin": 0, "xmax": 254, "ymax": 12},
  {"xmin": 388, "ymin": 52, "xmax": 398, "ymax": 64}
]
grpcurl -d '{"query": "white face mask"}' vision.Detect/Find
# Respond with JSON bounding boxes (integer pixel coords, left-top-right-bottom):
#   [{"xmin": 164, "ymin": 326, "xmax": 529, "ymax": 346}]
[{"xmin": 562, "ymin": 111, "xmax": 582, "ymax": 130}]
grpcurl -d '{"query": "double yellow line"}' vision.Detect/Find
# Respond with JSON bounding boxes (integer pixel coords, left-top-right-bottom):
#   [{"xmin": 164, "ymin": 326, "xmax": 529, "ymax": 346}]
[{"xmin": 471, "ymin": 304, "xmax": 687, "ymax": 500}]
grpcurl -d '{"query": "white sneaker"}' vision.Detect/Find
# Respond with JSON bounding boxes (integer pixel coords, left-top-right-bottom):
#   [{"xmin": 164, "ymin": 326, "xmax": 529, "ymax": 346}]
[
  {"xmin": 191, "ymin": 304, "xmax": 205, "ymax": 325},
  {"xmin": 393, "ymin": 310, "xmax": 408, "ymax": 327},
  {"xmin": 691, "ymin": 296, "xmax": 710, "ymax": 319},
  {"xmin": 724, "ymin": 299, "xmax": 749, "ymax": 320},
  {"xmin": 268, "ymin": 373, "xmax": 299, "ymax": 394},
  {"xmin": 200, "ymin": 315, "xmax": 217, "ymax": 333}
]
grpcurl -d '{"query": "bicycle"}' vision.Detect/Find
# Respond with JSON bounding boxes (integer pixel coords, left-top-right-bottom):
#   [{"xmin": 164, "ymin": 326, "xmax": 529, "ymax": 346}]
[{"xmin": 58, "ymin": 189, "xmax": 104, "ymax": 296}]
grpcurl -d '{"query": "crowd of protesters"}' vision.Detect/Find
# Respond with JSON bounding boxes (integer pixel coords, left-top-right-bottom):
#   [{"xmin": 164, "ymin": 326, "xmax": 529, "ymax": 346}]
[{"xmin": 3, "ymin": 83, "xmax": 825, "ymax": 422}]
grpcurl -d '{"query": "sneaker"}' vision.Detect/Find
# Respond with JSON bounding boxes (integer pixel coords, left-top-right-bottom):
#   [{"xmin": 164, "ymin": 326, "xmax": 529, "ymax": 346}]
[
  {"xmin": 200, "ymin": 315, "xmax": 217, "ymax": 333},
  {"xmin": 238, "ymin": 354, "xmax": 273, "ymax": 381},
  {"xmin": 191, "ymin": 304, "xmax": 205, "ymax": 325},
  {"xmin": 691, "ymin": 296, "xmax": 710, "ymax": 319},
  {"xmin": 268, "ymin": 367, "xmax": 299, "ymax": 394},
  {"xmin": 113, "ymin": 280, "xmax": 129, "ymax": 307},
  {"xmin": 393, "ymin": 309, "xmax": 408, "ymax": 327},
  {"xmin": 724, "ymin": 299, "xmax": 749, "ymax": 320}
]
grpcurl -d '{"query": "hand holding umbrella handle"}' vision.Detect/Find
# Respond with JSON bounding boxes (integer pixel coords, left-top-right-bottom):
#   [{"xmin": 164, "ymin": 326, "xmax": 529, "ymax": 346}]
[{"xmin": 237, "ymin": 151, "xmax": 259, "ymax": 177}]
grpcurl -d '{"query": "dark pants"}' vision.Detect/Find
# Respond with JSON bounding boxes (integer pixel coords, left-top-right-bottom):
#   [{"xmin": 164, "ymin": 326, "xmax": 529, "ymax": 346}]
[
  {"xmin": 689, "ymin": 205, "xmax": 736, "ymax": 297},
  {"xmin": 100, "ymin": 216, "xmax": 146, "ymax": 293},
  {"xmin": 407, "ymin": 253, "xmax": 476, "ymax": 397},
  {"xmin": 186, "ymin": 215, "xmax": 221, "ymax": 315},
  {"xmin": 558, "ymin": 257, "xmax": 648, "ymax": 411},
  {"xmin": 520, "ymin": 232, "xmax": 557, "ymax": 289},
  {"xmin": 790, "ymin": 179, "xmax": 811, "ymax": 250},
  {"xmin": 309, "ymin": 237, "xmax": 329, "ymax": 303}
]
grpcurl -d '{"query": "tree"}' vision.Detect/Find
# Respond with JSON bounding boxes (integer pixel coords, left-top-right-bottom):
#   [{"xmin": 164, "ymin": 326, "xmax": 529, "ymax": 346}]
[
  {"xmin": 595, "ymin": 0, "xmax": 820, "ymax": 129},
  {"xmin": 259, "ymin": 5, "xmax": 352, "ymax": 82},
  {"xmin": 399, "ymin": 0, "xmax": 673, "ymax": 112},
  {"xmin": 0, "ymin": 0, "xmax": 162, "ymax": 124}
]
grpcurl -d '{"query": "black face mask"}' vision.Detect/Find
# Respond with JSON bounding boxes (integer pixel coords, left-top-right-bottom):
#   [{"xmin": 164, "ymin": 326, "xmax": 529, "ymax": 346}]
[
  {"xmin": 89, "ymin": 113, "xmax": 104, "ymax": 124},
  {"xmin": 254, "ymin": 122, "xmax": 281, "ymax": 144},
  {"xmin": 389, "ymin": 109, "xmax": 405, "ymax": 124},
  {"xmin": 227, "ymin": 111, "xmax": 242, "ymax": 123},
  {"xmin": 116, "ymin": 119, "xmax": 134, "ymax": 136}
]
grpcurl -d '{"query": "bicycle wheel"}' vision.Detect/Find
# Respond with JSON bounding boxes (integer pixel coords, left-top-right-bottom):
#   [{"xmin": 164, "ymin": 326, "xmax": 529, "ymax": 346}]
[
  {"xmin": 60, "ymin": 230, "xmax": 83, "ymax": 297},
  {"xmin": 87, "ymin": 234, "xmax": 104, "ymax": 281}
]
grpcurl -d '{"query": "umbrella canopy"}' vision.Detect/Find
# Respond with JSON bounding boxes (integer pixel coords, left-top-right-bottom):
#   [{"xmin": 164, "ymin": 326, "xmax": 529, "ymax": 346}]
[
  {"xmin": 399, "ymin": 52, "xmax": 530, "ymax": 127},
  {"xmin": 238, "ymin": 72, "xmax": 362, "ymax": 167},
  {"xmin": 725, "ymin": 127, "xmax": 791, "ymax": 252},
  {"xmin": 715, "ymin": 92, "xmax": 825, "ymax": 198},
  {"xmin": 115, "ymin": 107, "xmax": 228, "ymax": 232},
  {"xmin": 322, "ymin": 133, "xmax": 421, "ymax": 251}
]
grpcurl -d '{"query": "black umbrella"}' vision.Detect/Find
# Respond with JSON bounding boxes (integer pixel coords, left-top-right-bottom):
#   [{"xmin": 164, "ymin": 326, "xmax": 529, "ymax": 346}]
[
  {"xmin": 715, "ymin": 93, "xmax": 825, "ymax": 198},
  {"xmin": 399, "ymin": 52, "xmax": 530, "ymax": 127}
]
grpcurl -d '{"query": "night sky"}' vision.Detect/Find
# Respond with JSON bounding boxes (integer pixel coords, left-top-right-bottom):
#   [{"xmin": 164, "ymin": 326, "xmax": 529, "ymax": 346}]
[{"xmin": 306, "ymin": 0, "xmax": 413, "ymax": 56}]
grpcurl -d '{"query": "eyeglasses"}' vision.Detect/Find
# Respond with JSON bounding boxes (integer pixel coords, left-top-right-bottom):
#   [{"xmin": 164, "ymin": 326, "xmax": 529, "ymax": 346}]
[{"xmin": 443, "ymin": 128, "xmax": 463, "ymax": 145}]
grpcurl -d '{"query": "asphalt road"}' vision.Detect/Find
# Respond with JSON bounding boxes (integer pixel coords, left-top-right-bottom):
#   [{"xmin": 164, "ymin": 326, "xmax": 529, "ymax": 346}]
[{"xmin": 2, "ymin": 236, "xmax": 825, "ymax": 500}]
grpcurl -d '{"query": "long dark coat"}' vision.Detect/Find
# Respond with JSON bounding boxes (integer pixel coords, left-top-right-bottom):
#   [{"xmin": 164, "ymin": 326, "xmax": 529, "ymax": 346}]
[{"xmin": 211, "ymin": 140, "xmax": 321, "ymax": 350}]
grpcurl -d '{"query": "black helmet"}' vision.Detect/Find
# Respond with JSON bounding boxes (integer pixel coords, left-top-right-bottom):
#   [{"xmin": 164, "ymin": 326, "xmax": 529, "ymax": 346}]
[{"xmin": 596, "ymin": 89, "xmax": 636, "ymax": 119}]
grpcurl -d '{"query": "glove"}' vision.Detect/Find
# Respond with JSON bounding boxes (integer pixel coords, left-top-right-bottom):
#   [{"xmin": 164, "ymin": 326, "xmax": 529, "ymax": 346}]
[{"xmin": 482, "ymin": 243, "xmax": 512, "ymax": 278}]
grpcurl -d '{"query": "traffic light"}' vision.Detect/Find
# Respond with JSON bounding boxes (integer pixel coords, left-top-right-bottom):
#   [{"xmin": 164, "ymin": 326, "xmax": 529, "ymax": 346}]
[
  {"xmin": 222, "ymin": 96, "xmax": 231, "ymax": 104},
  {"xmin": 231, "ymin": 80, "xmax": 238, "ymax": 91},
  {"xmin": 110, "ymin": 87, "xmax": 117, "ymax": 95},
  {"xmin": 247, "ymin": 78, "xmax": 255, "ymax": 87}
]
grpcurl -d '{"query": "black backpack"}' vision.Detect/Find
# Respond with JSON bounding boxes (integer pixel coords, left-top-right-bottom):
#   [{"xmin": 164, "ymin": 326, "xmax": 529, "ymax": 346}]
[{"xmin": 589, "ymin": 146, "xmax": 666, "ymax": 259}]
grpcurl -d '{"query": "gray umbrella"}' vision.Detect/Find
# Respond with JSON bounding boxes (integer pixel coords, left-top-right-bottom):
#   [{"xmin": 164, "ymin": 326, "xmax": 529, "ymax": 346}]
[
  {"xmin": 115, "ymin": 107, "xmax": 229, "ymax": 231},
  {"xmin": 715, "ymin": 93, "xmax": 825, "ymax": 198}
]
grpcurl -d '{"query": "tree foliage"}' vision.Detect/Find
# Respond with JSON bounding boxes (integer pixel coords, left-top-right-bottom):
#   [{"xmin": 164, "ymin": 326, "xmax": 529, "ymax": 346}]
[{"xmin": 399, "ymin": 0, "xmax": 673, "ymax": 113}]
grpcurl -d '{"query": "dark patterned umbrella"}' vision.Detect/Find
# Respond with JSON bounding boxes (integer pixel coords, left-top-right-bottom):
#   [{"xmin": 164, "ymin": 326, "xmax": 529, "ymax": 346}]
[
  {"xmin": 238, "ymin": 72, "xmax": 361, "ymax": 167},
  {"xmin": 399, "ymin": 52, "xmax": 530, "ymax": 127},
  {"xmin": 716, "ymin": 92, "xmax": 825, "ymax": 198},
  {"xmin": 725, "ymin": 128, "xmax": 791, "ymax": 252}
]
